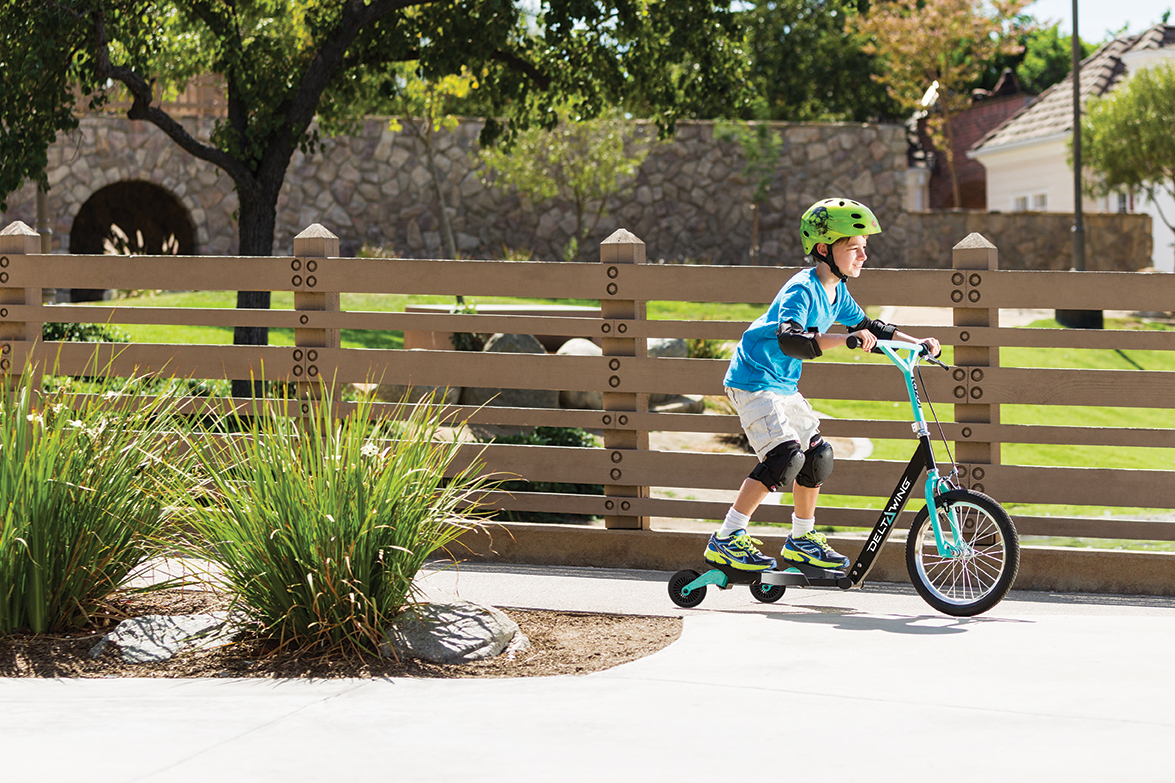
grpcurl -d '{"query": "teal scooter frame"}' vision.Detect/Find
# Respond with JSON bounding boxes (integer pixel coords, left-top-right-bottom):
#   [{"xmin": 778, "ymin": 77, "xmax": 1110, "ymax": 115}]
[{"xmin": 668, "ymin": 339, "xmax": 1020, "ymax": 618}]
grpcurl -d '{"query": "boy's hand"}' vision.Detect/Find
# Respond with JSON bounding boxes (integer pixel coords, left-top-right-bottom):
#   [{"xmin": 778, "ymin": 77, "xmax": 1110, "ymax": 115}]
[
  {"xmin": 918, "ymin": 337, "xmax": 941, "ymax": 357},
  {"xmin": 848, "ymin": 330, "xmax": 876, "ymax": 351}
]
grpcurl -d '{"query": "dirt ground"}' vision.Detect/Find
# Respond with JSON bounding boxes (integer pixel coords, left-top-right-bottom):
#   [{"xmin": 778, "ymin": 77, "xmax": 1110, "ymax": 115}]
[{"xmin": 0, "ymin": 589, "xmax": 682, "ymax": 679}]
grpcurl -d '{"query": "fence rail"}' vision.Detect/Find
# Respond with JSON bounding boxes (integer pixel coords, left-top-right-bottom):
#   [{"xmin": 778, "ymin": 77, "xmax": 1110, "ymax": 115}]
[{"xmin": 2, "ymin": 220, "xmax": 1173, "ymax": 548}]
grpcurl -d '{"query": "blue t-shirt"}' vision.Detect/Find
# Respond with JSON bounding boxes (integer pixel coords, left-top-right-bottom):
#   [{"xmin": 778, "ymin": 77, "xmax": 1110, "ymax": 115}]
[{"xmin": 724, "ymin": 266, "xmax": 866, "ymax": 395}]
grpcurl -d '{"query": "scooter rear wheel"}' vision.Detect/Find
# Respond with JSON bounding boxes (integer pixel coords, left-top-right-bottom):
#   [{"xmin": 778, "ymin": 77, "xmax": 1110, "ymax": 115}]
[
  {"xmin": 750, "ymin": 580, "xmax": 785, "ymax": 603},
  {"xmin": 668, "ymin": 569, "xmax": 706, "ymax": 608}
]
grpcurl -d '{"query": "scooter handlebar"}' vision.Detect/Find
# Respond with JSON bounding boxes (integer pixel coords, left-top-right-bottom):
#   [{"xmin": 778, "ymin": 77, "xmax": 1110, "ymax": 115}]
[{"xmin": 848, "ymin": 337, "xmax": 949, "ymax": 368}]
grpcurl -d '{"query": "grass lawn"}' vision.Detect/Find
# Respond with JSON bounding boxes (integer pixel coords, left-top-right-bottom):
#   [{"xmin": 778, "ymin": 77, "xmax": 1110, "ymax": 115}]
[{"xmin": 67, "ymin": 291, "xmax": 1175, "ymax": 547}]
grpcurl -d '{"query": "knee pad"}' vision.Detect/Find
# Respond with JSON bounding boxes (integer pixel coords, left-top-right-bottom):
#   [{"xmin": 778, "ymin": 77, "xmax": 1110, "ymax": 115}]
[
  {"xmin": 796, "ymin": 437, "xmax": 834, "ymax": 488},
  {"xmin": 749, "ymin": 440, "xmax": 805, "ymax": 492}
]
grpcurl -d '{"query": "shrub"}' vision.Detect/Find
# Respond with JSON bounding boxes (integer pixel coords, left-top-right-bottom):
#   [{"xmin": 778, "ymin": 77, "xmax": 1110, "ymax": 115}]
[
  {"xmin": 449, "ymin": 300, "xmax": 487, "ymax": 352},
  {"xmin": 688, "ymin": 338, "xmax": 732, "ymax": 360},
  {"xmin": 174, "ymin": 388, "xmax": 493, "ymax": 656},
  {"xmin": 0, "ymin": 367, "xmax": 193, "ymax": 634},
  {"xmin": 42, "ymin": 321, "xmax": 129, "ymax": 343},
  {"xmin": 478, "ymin": 427, "xmax": 604, "ymax": 524}
]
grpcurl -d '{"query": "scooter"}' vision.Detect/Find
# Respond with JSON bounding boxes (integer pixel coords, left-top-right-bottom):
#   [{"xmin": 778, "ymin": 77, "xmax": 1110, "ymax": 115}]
[{"xmin": 667, "ymin": 339, "xmax": 1020, "ymax": 618}]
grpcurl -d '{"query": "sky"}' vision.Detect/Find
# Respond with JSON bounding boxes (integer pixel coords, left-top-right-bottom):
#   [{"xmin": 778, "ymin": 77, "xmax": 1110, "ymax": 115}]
[{"xmin": 1025, "ymin": 0, "xmax": 1171, "ymax": 40}]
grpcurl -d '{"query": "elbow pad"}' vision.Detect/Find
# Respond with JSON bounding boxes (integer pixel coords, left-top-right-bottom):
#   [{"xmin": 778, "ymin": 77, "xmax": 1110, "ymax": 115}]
[
  {"xmin": 853, "ymin": 318, "xmax": 897, "ymax": 341},
  {"xmin": 777, "ymin": 321, "xmax": 823, "ymax": 360}
]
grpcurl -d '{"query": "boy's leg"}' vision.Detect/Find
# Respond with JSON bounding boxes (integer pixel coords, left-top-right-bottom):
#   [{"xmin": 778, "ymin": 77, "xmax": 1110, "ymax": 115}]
[
  {"xmin": 792, "ymin": 483, "xmax": 819, "ymax": 519},
  {"xmin": 782, "ymin": 480, "xmax": 850, "ymax": 570},
  {"xmin": 706, "ymin": 387, "xmax": 804, "ymax": 572},
  {"xmin": 732, "ymin": 478, "xmax": 772, "ymax": 518}
]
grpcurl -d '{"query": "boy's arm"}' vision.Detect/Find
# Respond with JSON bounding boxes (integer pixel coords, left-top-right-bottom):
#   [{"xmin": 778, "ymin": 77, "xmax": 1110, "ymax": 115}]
[
  {"xmin": 891, "ymin": 328, "xmax": 941, "ymax": 357},
  {"xmin": 805, "ymin": 321, "xmax": 940, "ymax": 356}
]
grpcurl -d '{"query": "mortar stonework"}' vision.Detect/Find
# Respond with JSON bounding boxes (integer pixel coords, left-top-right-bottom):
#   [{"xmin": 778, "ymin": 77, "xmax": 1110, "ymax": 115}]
[{"xmin": 0, "ymin": 116, "xmax": 1150, "ymax": 270}]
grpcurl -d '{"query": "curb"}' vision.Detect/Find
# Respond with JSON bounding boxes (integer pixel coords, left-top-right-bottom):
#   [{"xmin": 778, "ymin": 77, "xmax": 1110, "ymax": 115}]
[{"xmin": 453, "ymin": 523, "xmax": 1175, "ymax": 597}]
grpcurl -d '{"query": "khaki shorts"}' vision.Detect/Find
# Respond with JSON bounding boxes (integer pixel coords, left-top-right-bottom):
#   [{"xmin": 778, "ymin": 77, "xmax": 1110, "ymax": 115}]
[{"xmin": 725, "ymin": 386, "xmax": 821, "ymax": 461}]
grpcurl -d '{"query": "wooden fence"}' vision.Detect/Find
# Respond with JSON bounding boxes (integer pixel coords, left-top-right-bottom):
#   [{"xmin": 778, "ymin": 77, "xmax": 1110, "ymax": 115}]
[{"xmin": 1, "ymin": 220, "xmax": 1174, "ymax": 551}]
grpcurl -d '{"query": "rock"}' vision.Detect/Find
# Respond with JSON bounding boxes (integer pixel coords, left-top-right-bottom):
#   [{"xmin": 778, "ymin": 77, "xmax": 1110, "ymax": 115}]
[
  {"xmin": 645, "ymin": 339, "xmax": 691, "ymax": 406},
  {"xmin": 482, "ymin": 332, "xmax": 546, "ymax": 354},
  {"xmin": 90, "ymin": 612, "xmax": 243, "ymax": 664},
  {"xmin": 650, "ymin": 394, "xmax": 706, "ymax": 414},
  {"xmin": 382, "ymin": 600, "xmax": 530, "ymax": 664},
  {"xmin": 557, "ymin": 338, "xmax": 603, "ymax": 410},
  {"xmin": 350, "ymin": 381, "xmax": 461, "ymax": 405},
  {"xmin": 647, "ymin": 338, "xmax": 688, "ymax": 358},
  {"xmin": 459, "ymin": 333, "xmax": 559, "ymax": 411}
]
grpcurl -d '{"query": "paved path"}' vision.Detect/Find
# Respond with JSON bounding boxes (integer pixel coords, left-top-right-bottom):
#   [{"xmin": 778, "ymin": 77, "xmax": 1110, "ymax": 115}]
[{"xmin": 5, "ymin": 563, "xmax": 1175, "ymax": 783}]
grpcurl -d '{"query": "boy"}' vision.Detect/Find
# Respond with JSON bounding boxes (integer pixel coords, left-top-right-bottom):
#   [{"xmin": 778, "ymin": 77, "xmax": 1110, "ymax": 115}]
[{"xmin": 705, "ymin": 198, "xmax": 940, "ymax": 573}]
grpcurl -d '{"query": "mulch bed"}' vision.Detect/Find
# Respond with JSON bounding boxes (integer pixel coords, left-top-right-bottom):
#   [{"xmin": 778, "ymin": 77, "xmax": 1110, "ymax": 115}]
[{"xmin": 0, "ymin": 589, "xmax": 682, "ymax": 679}]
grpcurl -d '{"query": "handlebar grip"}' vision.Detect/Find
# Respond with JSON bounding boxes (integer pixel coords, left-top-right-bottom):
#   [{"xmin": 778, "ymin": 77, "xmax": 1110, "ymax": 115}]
[{"xmin": 846, "ymin": 335, "xmax": 861, "ymax": 350}]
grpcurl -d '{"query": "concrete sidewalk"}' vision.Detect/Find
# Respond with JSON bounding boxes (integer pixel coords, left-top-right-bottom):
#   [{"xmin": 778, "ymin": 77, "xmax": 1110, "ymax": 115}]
[{"xmin": 4, "ymin": 563, "xmax": 1175, "ymax": 783}]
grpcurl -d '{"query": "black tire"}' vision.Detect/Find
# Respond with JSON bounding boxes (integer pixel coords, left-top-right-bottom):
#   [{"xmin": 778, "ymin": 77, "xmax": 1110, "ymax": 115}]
[
  {"xmin": 906, "ymin": 489, "xmax": 1019, "ymax": 617},
  {"xmin": 668, "ymin": 569, "xmax": 706, "ymax": 608},
  {"xmin": 750, "ymin": 581, "xmax": 786, "ymax": 603}
]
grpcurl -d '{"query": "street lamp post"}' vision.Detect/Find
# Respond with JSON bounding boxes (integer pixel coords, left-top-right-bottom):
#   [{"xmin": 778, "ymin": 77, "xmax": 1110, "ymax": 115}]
[{"xmin": 1056, "ymin": 0, "xmax": 1104, "ymax": 329}]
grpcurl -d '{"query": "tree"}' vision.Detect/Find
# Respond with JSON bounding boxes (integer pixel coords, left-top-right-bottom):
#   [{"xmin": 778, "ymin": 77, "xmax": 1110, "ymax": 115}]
[
  {"xmin": 479, "ymin": 108, "xmax": 652, "ymax": 261},
  {"xmin": 387, "ymin": 67, "xmax": 479, "ymax": 263},
  {"xmin": 736, "ymin": 0, "xmax": 899, "ymax": 122},
  {"xmin": 977, "ymin": 21, "xmax": 1097, "ymax": 95},
  {"xmin": 855, "ymin": 0, "xmax": 1031, "ymax": 207},
  {"xmin": 1080, "ymin": 63, "xmax": 1175, "ymax": 266},
  {"xmin": 0, "ymin": 0, "xmax": 750, "ymax": 395},
  {"xmin": 714, "ymin": 121, "xmax": 782, "ymax": 263}
]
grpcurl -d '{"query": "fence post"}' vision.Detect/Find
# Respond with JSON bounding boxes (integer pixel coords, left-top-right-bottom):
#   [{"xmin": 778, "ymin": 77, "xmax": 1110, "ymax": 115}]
[
  {"xmin": 950, "ymin": 233, "xmax": 1000, "ymax": 493},
  {"xmin": 600, "ymin": 229, "xmax": 650, "ymax": 530},
  {"xmin": 291, "ymin": 224, "xmax": 340, "ymax": 404},
  {"xmin": 0, "ymin": 222, "xmax": 43, "ymax": 392}
]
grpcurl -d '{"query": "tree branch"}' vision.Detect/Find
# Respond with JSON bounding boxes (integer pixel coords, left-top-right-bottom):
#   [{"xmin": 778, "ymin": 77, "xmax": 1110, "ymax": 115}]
[
  {"xmin": 490, "ymin": 50, "xmax": 551, "ymax": 92},
  {"xmin": 89, "ymin": 5, "xmax": 255, "ymax": 189}
]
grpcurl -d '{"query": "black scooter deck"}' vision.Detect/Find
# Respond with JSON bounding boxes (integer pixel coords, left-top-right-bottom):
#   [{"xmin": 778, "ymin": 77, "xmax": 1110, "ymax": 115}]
[{"xmin": 760, "ymin": 562, "xmax": 852, "ymax": 589}]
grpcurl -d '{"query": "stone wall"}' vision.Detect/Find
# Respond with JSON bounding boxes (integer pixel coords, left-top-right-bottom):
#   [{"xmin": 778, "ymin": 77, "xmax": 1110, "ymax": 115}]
[
  {"xmin": 0, "ymin": 116, "xmax": 1154, "ymax": 272},
  {"xmin": 0, "ymin": 117, "xmax": 909, "ymax": 265},
  {"xmin": 900, "ymin": 210, "xmax": 1154, "ymax": 271},
  {"xmin": 277, "ymin": 117, "xmax": 911, "ymax": 265}
]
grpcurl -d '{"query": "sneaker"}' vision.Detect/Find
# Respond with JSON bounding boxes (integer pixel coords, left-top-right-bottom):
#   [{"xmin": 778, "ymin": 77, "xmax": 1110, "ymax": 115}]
[
  {"xmin": 781, "ymin": 531, "xmax": 850, "ymax": 570},
  {"xmin": 704, "ymin": 531, "xmax": 777, "ymax": 572}
]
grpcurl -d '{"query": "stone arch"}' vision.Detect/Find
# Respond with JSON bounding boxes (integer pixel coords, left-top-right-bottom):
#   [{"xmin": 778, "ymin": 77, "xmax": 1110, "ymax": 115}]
[{"xmin": 68, "ymin": 180, "xmax": 197, "ymax": 301}]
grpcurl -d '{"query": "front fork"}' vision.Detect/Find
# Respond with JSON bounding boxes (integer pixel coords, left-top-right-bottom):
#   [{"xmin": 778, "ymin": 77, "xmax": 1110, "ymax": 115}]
[{"xmin": 924, "ymin": 468, "xmax": 965, "ymax": 558}]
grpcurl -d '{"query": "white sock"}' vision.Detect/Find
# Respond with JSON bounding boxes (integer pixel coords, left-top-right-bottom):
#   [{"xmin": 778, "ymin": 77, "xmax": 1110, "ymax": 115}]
[
  {"xmin": 790, "ymin": 513, "xmax": 815, "ymax": 538},
  {"xmin": 717, "ymin": 508, "xmax": 751, "ymax": 538}
]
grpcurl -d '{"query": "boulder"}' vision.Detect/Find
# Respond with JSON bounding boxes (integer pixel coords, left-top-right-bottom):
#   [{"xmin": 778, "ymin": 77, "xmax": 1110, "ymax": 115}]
[
  {"xmin": 647, "ymin": 338, "xmax": 690, "ymax": 405},
  {"xmin": 647, "ymin": 337, "xmax": 688, "ymax": 358},
  {"xmin": 459, "ymin": 333, "xmax": 559, "ymax": 411},
  {"xmin": 90, "ymin": 612, "xmax": 243, "ymax": 664},
  {"xmin": 556, "ymin": 338, "xmax": 603, "ymax": 410},
  {"xmin": 349, "ymin": 349, "xmax": 461, "ymax": 405},
  {"xmin": 382, "ymin": 600, "xmax": 530, "ymax": 664}
]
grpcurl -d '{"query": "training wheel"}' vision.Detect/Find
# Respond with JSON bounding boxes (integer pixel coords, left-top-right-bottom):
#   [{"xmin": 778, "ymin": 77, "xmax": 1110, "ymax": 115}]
[
  {"xmin": 668, "ymin": 569, "xmax": 706, "ymax": 608},
  {"xmin": 750, "ymin": 580, "xmax": 786, "ymax": 603}
]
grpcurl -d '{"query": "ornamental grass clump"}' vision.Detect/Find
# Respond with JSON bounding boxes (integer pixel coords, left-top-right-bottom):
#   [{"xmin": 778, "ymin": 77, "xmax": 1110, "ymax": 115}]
[
  {"xmin": 175, "ymin": 388, "xmax": 491, "ymax": 656},
  {"xmin": 0, "ymin": 369, "xmax": 193, "ymax": 634}
]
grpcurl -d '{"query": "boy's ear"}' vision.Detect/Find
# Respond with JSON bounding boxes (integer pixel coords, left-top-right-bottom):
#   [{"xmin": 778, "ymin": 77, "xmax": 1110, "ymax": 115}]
[{"xmin": 814, "ymin": 243, "xmax": 829, "ymax": 257}]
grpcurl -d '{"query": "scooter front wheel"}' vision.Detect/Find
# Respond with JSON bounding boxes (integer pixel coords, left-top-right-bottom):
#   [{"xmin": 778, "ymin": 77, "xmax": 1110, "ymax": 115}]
[
  {"xmin": 906, "ymin": 489, "xmax": 1019, "ymax": 617},
  {"xmin": 668, "ymin": 569, "xmax": 706, "ymax": 608}
]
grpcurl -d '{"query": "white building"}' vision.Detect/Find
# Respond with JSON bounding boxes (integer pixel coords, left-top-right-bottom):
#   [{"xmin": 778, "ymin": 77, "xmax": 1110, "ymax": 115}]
[{"xmin": 969, "ymin": 24, "xmax": 1175, "ymax": 272}]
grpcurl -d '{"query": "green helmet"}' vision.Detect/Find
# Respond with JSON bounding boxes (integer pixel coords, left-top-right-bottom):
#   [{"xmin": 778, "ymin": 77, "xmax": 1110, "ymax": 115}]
[{"xmin": 800, "ymin": 198, "xmax": 882, "ymax": 256}]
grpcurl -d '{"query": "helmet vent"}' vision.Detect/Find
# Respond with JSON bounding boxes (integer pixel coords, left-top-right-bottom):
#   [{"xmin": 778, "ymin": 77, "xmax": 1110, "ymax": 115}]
[{"xmin": 853, "ymin": 223, "xmax": 866, "ymax": 229}]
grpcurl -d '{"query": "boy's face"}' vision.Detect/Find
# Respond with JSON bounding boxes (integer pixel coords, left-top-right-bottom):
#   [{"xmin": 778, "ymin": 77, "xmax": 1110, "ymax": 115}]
[{"xmin": 827, "ymin": 236, "xmax": 868, "ymax": 278}]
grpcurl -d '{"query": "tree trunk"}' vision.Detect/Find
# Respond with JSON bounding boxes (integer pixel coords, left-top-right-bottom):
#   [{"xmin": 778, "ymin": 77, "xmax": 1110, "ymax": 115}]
[
  {"xmin": 231, "ymin": 187, "xmax": 279, "ymax": 398},
  {"xmin": 422, "ymin": 122, "xmax": 457, "ymax": 261},
  {"xmin": 751, "ymin": 202, "xmax": 761, "ymax": 265},
  {"xmin": 941, "ymin": 111, "xmax": 961, "ymax": 209}
]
